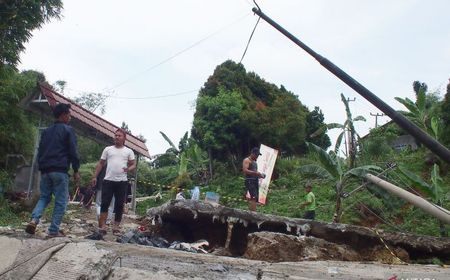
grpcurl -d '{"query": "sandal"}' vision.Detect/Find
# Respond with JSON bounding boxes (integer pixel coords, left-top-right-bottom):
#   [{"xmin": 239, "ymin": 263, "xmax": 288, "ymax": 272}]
[
  {"xmin": 47, "ymin": 230, "xmax": 66, "ymax": 238},
  {"xmin": 25, "ymin": 221, "xmax": 37, "ymax": 234},
  {"xmin": 99, "ymin": 228, "xmax": 107, "ymax": 236}
]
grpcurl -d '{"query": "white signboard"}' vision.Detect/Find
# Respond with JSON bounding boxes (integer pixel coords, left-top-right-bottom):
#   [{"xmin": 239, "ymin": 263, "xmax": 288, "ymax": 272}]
[{"xmin": 256, "ymin": 144, "xmax": 278, "ymax": 205}]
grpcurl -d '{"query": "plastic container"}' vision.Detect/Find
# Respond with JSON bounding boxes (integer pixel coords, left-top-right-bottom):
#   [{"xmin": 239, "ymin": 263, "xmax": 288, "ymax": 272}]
[{"xmin": 191, "ymin": 186, "xmax": 200, "ymax": 200}]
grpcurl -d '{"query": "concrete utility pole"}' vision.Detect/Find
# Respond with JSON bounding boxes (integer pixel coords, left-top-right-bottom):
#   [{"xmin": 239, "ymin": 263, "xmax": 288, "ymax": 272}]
[
  {"xmin": 370, "ymin": 112, "xmax": 384, "ymax": 128},
  {"xmin": 365, "ymin": 174, "xmax": 450, "ymax": 224},
  {"xmin": 252, "ymin": 7, "xmax": 450, "ymax": 164}
]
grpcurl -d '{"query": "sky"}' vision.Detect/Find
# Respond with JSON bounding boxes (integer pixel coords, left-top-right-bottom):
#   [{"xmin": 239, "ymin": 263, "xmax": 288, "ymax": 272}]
[{"xmin": 19, "ymin": 0, "xmax": 450, "ymax": 156}]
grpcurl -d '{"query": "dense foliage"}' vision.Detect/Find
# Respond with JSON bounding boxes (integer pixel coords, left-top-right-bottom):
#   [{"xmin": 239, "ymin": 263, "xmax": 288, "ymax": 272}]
[
  {"xmin": 0, "ymin": 0, "xmax": 63, "ymax": 67},
  {"xmin": 192, "ymin": 60, "xmax": 329, "ymax": 162}
]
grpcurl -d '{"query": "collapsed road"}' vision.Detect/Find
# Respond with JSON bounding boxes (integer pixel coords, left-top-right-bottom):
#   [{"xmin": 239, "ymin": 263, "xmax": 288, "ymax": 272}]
[
  {"xmin": 1, "ymin": 199, "xmax": 449, "ymax": 279},
  {"xmin": 146, "ymin": 200, "xmax": 450, "ymax": 263}
]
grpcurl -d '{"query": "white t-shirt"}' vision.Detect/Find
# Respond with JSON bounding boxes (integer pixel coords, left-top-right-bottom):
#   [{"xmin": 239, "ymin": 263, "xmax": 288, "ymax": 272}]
[{"xmin": 101, "ymin": 145, "xmax": 135, "ymax": 182}]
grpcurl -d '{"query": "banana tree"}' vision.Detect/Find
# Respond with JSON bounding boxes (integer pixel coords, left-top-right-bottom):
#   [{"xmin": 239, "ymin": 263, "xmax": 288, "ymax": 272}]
[
  {"xmin": 160, "ymin": 131, "xmax": 209, "ymax": 183},
  {"xmin": 311, "ymin": 93, "xmax": 366, "ymax": 168},
  {"xmin": 395, "ymin": 85, "xmax": 442, "ymax": 138},
  {"xmin": 299, "ymin": 142, "xmax": 381, "ymax": 223},
  {"xmin": 398, "ymin": 164, "xmax": 448, "ymax": 236}
]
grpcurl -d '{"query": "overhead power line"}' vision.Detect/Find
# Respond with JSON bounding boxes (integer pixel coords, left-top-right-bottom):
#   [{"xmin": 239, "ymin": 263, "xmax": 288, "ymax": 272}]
[
  {"xmin": 239, "ymin": 16, "xmax": 260, "ymax": 64},
  {"xmin": 105, "ymin": 89, "xmax": 198, "ymax": 100},
  {"xmin": 106, "ymin": 12, "xmax": 251, "ymax": 91}
]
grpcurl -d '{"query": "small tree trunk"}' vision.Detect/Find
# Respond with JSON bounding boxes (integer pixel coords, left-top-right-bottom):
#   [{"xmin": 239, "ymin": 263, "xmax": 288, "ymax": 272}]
[
  {"xmin": 439, "ymin": 220, "xmax": 448, "ymax": 237},
  {"xmin": 333, "ymin": 182, "xmax": 343, "ymax": 223},
  {"xmin": 228, "ymin": 150, "xmax": 238, "ymax": 174},
  {"xmin": 208, "ymin": 147, "xmax": 213, "ymax": 178},
  {"xmin": 333, "ymin": 195, "xmax": 343, "ymax": 223}
]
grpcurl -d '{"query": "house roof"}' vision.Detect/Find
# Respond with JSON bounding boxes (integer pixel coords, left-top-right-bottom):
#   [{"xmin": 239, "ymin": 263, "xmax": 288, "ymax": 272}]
[{"xmin": 20, "ymin": 83, "xmax": 150, "ymax": 158}]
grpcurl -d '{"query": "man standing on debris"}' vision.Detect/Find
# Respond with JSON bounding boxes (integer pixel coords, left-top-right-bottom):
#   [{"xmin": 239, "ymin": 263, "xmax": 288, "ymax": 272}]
[
  {"xmin": 91, "ymin": 128, "xmax": 136, "ymax": 236},
  {"xmin": 242, "ymin": 147, "xmax": 265, "ymax": 211},
  {"xmin": 300, "ymin": 183, "xmax": 316, "ymax": 220},
  {"xmin": 25, "ymin": 103, "xmax": 80, "ymax": 237}
]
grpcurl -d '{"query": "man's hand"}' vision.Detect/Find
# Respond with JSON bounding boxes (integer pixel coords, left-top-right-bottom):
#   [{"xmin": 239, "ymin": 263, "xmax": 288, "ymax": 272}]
[{"xmin": 73, "ymin": 172, "xmax": 81, "ymax": 183}]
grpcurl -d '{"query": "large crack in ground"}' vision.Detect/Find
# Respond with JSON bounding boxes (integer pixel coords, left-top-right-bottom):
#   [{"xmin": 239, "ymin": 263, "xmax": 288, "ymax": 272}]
[{"xmin": 146, "ymin": 200, "xmax": 450, "ymax": 263}]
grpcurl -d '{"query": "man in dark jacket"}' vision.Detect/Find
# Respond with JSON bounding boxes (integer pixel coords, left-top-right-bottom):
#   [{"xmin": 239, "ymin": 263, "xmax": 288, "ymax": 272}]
[{"xmin": 25, "ymin": 103, "xmax": 80, "ymax": 237}]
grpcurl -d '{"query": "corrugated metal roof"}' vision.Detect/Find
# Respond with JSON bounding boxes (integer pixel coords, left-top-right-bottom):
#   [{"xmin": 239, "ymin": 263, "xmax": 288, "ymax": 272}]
[{"xmin": 35, "ymin": 84, "xmax": 150, "ymax": 158}]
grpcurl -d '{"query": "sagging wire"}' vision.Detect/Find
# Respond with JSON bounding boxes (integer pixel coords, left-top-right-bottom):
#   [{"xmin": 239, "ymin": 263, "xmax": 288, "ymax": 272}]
[
  {"xmin": 238, "ymin": 0, "xmax": 262, "ymax": 64},
  {"xmin": 239, "ymin": 17, "xmax": 260, "ymax": 64}
]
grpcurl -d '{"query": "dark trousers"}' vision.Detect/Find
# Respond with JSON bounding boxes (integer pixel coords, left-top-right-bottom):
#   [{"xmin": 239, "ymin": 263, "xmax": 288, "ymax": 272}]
[
  {"xmin": 303, "ymin": 210, "xmax": 315, "ymax": 220},
  {"xmin": 101, "ymin": 180, "xmax": 128, "ymax": 222}
]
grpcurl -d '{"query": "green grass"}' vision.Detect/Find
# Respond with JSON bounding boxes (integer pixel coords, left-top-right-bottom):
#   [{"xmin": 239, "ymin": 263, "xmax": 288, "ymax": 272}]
[{"xmin": 0, "ymin": 197, "xmax": 30, "ymax": 226}]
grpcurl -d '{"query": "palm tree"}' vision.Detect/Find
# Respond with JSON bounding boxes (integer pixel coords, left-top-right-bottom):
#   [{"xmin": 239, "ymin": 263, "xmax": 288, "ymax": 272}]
[{"xmin": 299, "ymin": 142, "xmax": 381, "ymax": 223}]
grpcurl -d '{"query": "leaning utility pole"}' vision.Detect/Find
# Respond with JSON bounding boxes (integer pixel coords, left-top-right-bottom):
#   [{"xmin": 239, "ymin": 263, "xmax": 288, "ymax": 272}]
[{"xmin": 251, "ymin": 6, "xmax": 450, "ymax": 164}]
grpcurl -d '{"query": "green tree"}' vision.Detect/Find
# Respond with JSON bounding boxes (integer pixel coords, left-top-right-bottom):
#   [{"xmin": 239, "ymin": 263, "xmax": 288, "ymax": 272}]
[
  {"xmin": 0, "ymin": 68, "xmax": 43, "ymax": 166},
  {"xmin": 305, "ymin": 106, "xmax": 331, "ymax": 150},
  {"xmin": 192, "ymin": 60, "xmax": 310, "ymax": 162},
  {"xmin": 299, "ymin": 142, "xmax": 381, "ymax": 223},
  {"xmin": 74, "ymin": 92, "xmax": 107, "ymax": 115},
  {"xmin": 121, "ymin": 122, "xmax": 131, "ymax": 133},
  {"xmin": 192, "ymin": 87, "xmax": 245, "ymax": 163},
  {"xmin": 0, "ymin": 0, "xmax": 63, "ymax": 67}
]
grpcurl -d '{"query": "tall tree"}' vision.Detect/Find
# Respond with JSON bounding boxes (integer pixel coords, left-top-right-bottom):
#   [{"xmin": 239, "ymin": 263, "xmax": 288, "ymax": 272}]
[
  {"xmin": 305, "ymin": 106, "xmax": 331, "ymax": 150},
  {"xmin": 0, "ymin": 68, "xmax": 43, "ymax": 165},
  {"xmin": 192, "ymin": 60, "xmax": 310, "ymax": 161},
  {"xmin": 0, "ymin": 0, "xmax": 63, "ymax": 67},
  {"xmin": 192, "ymin": 87, "xmax": 245, "ymax": 161}
]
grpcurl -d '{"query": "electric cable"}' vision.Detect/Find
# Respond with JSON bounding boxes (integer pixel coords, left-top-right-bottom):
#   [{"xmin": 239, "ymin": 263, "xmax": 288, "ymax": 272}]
[
  {"xmin": 106, "ymin": 12, "xmax": 250, "ymax": 91},
  {"xmin": 239, "ymin": 16, "xmax": 260, "ymax": 64}
]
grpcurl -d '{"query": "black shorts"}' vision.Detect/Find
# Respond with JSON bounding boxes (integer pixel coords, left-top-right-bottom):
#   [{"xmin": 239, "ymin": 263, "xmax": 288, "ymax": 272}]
[
  {"xmin": 101, "ymin": 180, "xmax": 128, "ymax": 222},
  {"xmin": 245, "ymin": 178, "xmax": 259, "ymax": 201},
  {"xmin": 303, "ymin": 210, "xmax": 315, "ymax": 220}
]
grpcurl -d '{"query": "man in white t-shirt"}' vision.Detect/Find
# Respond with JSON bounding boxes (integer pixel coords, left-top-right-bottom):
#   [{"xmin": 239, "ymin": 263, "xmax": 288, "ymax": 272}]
[{"xmin": 91, "ymin": 128, "xmax": 136, "ymax": 236}]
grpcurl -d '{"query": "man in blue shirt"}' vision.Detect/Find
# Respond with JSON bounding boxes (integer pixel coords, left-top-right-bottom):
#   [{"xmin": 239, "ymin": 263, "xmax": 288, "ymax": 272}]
[{"xmin": 25, "ymin": 103, "xmax": 80, "ymax": 237}]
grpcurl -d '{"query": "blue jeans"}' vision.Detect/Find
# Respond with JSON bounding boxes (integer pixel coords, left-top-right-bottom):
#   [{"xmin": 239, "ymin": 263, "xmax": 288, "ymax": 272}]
[{"xmin": 31, "ymin": 172, "xmax": 69, "ymax": 234}]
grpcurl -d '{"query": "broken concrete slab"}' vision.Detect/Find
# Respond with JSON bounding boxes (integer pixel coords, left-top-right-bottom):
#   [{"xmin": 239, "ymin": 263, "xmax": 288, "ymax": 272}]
[
  {"xmin": 0, "ymin": 237, "xmax": 116, "ymax": 280},
  {"xmin": 0, "ymin": 236, "xmax": 22, "ymax": 273},
  {"xmin": 33, "ymin": 242, "xmax": 116, "ymax": 280},
  {"xmin": 146, "ymin": 200, "xmax": 450, "ymax": 262},
  {"xmin": 98, "ymin": 240, "xmax": 449, "ymax": 280},
  {"xmin": 0, "ymin": 237, "xmax": 69, "ymax": 280},
  {"xmin": 1, "ymin": 234, "xmax": 448, "ymax": 279}
]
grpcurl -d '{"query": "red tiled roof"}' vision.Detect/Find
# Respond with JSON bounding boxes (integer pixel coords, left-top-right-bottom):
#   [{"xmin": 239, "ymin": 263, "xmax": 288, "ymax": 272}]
[{"xmin": 39, "ymin": 84, "xmax": 150, "ymax": 158}]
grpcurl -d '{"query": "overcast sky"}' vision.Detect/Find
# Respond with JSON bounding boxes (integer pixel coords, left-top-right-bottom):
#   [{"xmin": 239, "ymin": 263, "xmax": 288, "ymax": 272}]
[{"xmin": 19, "ymin": 0, "xmax": 450, "ymax": 156}]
